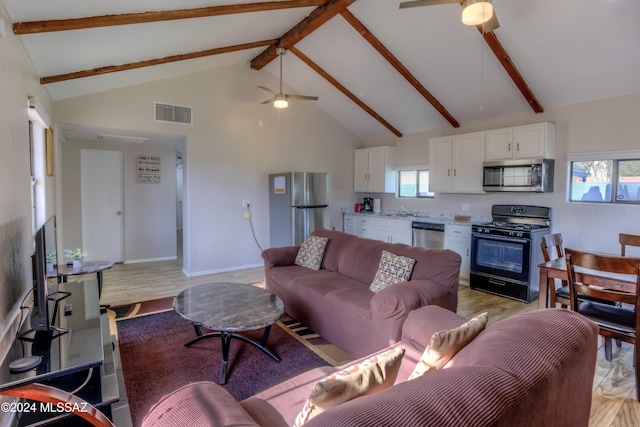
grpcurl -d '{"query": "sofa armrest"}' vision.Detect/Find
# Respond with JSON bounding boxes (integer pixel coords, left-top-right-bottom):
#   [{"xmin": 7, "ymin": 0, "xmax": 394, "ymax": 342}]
[
  {"xmin": 142, "ymin": 381, "xmax": 259, "ymax": 427},
  {"xmin": 261, "ymin": 246, "xmax": 300, "ymax": 268},
  {"xmin": 370, "ymin": 279, "xmax": 453, "ymax": 319},
  {"xmin": 401, "ymin": 305, "xmax": 468, "ymax": 350}
]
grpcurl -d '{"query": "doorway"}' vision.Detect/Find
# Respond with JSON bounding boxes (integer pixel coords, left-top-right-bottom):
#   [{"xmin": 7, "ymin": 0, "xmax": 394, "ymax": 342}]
[{"xmin": 81, "ymin": 149, "xmax": 124, "ymax": 262}]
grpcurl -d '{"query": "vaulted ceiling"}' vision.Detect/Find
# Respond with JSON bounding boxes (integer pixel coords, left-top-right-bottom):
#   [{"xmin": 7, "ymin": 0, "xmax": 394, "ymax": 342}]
[{"xmin": 4, "ymin": 0, "xmax": 640, "ymax": 141}]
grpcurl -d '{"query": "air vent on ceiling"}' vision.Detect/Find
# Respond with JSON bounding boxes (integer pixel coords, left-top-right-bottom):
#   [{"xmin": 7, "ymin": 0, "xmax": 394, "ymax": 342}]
[{"xmin": 154, "ymin": 102, "xmax": 192, "ymax": 125}]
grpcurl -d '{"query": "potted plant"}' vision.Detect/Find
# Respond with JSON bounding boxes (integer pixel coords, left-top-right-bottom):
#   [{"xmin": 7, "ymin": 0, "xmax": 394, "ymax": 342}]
[
  {"xmin": 64, "ymin": 248, "xmax": 89, "ymax": 268},
  {"xmin": 45, "ymin": 252, "xmax": 56, "ymax": 273}
]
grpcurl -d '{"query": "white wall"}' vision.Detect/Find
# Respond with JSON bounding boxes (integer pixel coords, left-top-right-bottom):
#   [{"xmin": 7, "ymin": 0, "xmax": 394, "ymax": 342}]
[
  {"xmin": 53, "ymin": 62, "xmax": 364, "ymax": 275},
  {"xmin": 60, "ymin": 139, "xmax": 178, "ymax": 263},
  {"xmin": 0, "ymin": 1, "xmax": 54, "ymax": 421},
  {"xmin": 365, "ymin": 92, "xmax": 640, "ymax": 256}
]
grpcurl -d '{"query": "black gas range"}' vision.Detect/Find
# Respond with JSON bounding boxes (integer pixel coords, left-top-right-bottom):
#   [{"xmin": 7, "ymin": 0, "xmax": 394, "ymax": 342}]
[{"xmin": 470, "ymin": 205, "xmax": 551, "ymax": 303}]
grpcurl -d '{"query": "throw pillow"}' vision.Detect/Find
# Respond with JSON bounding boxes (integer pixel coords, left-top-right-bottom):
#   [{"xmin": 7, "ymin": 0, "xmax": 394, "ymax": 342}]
[
  {"xmin": 369, "ymin": 250, "xmax": 416, "ymax": 293},
  {"xmin": 293, "ymin": 347, "xmax": 405, "ymax": 426},
  {"xmin": 294, "ymin": 235, "xmax": 329, "ymax": 270},
  {"xmin": 408, "ymin": 312, "xmax": 488, "ymax": 380}
]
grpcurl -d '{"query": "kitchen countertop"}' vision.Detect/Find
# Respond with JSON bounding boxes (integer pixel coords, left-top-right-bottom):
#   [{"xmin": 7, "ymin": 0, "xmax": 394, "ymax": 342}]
[{"xmin": 342, "ymin": 210, "xmax": 491, "ymax": 226}]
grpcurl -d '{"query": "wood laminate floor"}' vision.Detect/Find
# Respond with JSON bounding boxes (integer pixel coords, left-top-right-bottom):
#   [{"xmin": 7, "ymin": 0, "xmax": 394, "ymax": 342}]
[{"xmin": 84, "ymin": 258, "xmax": 640, "ymax": 426}]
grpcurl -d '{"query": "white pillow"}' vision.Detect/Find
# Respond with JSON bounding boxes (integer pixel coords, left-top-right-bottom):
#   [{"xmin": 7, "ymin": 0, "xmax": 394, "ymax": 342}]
[{"xmin": 293, "ymin": 347, "xmax": 405, "ymax": 426}]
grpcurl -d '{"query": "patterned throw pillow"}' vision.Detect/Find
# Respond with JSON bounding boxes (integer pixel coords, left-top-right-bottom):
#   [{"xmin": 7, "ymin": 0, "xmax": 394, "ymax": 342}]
[
  {"xmin": 408, "ymin": 312, "xmax": 488, "ymax": 380},
  {"xmin": 292, "ymin": 347, "xmax": 405, "ymax": 427},
  {"xmin": 294, "ymin": 235, "xmax": 329, "ymax": 270},
  {"xmin": 369, "ymin": 250, "xmax": 416, "ymax": 292}
]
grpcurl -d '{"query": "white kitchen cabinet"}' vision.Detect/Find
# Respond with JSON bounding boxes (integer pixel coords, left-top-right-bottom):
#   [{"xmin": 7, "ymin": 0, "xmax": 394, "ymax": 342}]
[
  {"xmin": 444, "ymin": 224, "xmax": 471, "ymax": 283},
  {"xmin": 343, "ymin": 215, "xmax": 355, "ymax": 234},
  {"xmin": 374, "ymin": 224, "xmax": 412, "ymax": 245},
  {"xmin": 429, "ymin": 133, "xmax": 485, "ymax": 193},
  {"xmin": 354, "ymin": 216, "xmax": 376, "ymax": 239},
  {"xmin": 345, "ymin": 215, "xmax": 412, "ymax": 245},
  {"xmin": 485, "ymin": 122, "xmax": 556, "ymax": 161},
  {"xmin": 354, "ymin": 146, "xmax": 396, "ymax": 193}
]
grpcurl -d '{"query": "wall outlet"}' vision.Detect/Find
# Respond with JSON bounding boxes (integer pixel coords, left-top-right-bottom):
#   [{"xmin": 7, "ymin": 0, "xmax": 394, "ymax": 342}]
[
  {"xmin": 242, "ymin": 200, "xmax": 250, "ymax": 208},
  {"xmin": 461, "ymin": 203, "xmax": 470, "ymax": 212}
]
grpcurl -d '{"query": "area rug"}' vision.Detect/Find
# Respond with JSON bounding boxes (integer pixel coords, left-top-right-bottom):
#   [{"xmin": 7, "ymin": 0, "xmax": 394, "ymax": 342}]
[
  {"xmin": 111, "ymin": 296, "xmax": 175, "ymax": 320},
  {"xmin": 111, "ymin": 296, "xmax": 353, "ymax": 365},
  {"xmin": 117, "ymin": 310, "xmax": 331, "ymax": 426}
]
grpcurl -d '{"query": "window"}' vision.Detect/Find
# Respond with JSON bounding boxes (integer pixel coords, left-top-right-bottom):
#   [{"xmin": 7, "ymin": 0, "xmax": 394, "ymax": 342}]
[
  {"xmin": 398, "ymin": 170, "xmax": 434, "ymax": 198},
  {"xmin": 569, "ymin": 158, "xmax": 640, "ymax": 203}
]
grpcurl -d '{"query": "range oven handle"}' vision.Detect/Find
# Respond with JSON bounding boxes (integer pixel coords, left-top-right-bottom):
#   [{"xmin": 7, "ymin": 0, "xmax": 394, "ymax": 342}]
[{"xmin": 471, "ymin": 233, "xmax": 530, "ymax": 244}]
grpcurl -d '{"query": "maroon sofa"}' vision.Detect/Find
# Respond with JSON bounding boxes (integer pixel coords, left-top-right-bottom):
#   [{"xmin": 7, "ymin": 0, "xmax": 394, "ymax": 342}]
[
  {"xmin": 261, "ymin": 229, "xmax": 462, "ymax": 357},
  {"xmin": 142, "ymin": 306, "xmax": 598, "ymax": 427}
]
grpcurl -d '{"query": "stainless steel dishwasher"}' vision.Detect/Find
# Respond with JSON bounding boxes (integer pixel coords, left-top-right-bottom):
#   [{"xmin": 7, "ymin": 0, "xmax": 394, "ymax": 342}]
[{"xmin": 411, "ymin": 221, "xmax": 445, "ymax": 249}]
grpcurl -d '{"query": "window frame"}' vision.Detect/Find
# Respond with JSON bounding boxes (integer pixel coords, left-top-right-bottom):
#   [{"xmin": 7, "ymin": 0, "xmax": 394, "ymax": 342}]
[
  {"xmin": 567, "ymin": 151, "xmax": 640, "ymax": 205},
  {"xmin": 397, "ymin": 168, "xmax": 435, "ymax": 199}
]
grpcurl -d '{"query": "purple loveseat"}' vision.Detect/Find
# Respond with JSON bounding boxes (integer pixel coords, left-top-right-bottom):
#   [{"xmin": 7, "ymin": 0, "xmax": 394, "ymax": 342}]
[
  {"xmin": 261, "ymin": 229, "xmax": 461, "ymax": 358},
  {"xmin": 142, "ymin": 306, "xmax": 598, "ymax": 427}
]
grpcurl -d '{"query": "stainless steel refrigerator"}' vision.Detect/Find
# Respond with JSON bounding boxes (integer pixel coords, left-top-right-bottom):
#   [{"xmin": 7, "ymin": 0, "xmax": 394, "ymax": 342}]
[{"xmin": 269, "ymin": 172, "xmax": 329, "ymax": 247}]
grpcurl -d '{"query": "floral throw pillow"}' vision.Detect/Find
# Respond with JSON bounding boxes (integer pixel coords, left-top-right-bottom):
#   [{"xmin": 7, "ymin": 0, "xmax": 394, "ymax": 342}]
[
  {"xmin": 408, "ymin": 312, "xmax": 488, "ymax": 380},
  {"xmin": 292, "ymin": 347, "xmax": 405, "ymax": 426},
  {"xmin": 369, "ymin": 250, "xmax": 416, "ymax": 292},
  {"xmin": 294, "ymin": 235, "xmax": 329, "ymax": 270}
]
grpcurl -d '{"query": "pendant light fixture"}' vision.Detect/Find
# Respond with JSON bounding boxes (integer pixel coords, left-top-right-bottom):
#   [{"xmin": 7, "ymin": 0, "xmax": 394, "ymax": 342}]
[{"xmin": 461, "ymin": 0, "xmax": 493, "ymax": 26}]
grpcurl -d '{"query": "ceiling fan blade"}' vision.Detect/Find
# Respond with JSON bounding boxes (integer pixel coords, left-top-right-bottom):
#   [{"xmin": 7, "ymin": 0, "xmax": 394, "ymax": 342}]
[
  {"xmin": 286, "ymin": 94, "xmax": 319, "ymax": 101},
  {"xmin": 258, "ymin": 85, "xmax": 277, "ymax": 94},
  {"xmin": 482, "ymin": 12, "xmax": 500, "ymax": 32},
  {"xmin": 260, "ymin": 98, "xmax": 275, "ymax": 104},
  {"xmin": 399, "ymin": 0, "xmax": 458, "ymax": 9}
]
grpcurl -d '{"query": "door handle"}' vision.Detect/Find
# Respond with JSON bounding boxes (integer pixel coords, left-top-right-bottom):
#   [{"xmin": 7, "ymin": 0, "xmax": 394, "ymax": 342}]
[{"xmin": 116, "ymin": 211, "xmax": 122, "ymax": 216}]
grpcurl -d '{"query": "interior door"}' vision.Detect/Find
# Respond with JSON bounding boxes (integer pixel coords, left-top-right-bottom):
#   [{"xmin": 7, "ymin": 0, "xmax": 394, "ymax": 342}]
[{"xmin": 81, "ymin": 149, "xmax": 124, "ymax": 262}]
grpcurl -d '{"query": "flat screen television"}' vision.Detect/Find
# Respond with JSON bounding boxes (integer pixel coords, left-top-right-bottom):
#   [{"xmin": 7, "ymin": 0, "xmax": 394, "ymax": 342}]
[{"xmin": 19, "ymin": 216, "xmax": 67, "ymax": 343}]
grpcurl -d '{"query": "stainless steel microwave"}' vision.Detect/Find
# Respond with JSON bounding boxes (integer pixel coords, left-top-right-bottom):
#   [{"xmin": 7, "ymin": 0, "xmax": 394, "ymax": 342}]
[{"xmin": 482, "ymin": 158, "xmax": 554, "ymax": 192}]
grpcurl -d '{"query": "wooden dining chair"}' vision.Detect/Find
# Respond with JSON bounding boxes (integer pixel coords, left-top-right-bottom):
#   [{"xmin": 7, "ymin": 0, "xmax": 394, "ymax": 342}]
[
  {"xmin": 540, "ymin": 233, "xmax": 570, "ymax": 308},
  {"xmin": 620, "ymin": 233, "xmax": 640, "ymax": 257},
  {"xmin": 564, "ymin": 249, "xmax": 640, "ymax": 401}
]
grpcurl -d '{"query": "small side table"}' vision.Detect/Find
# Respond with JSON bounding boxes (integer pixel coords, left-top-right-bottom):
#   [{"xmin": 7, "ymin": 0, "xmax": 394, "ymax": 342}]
[{"xmin": 54, "ymin": 260, "xmax": 115, "ymax": 297}]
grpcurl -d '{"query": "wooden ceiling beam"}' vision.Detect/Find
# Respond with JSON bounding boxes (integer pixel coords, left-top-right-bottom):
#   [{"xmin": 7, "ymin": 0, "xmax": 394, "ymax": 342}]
[
  {"xmin": 251, "ymin": 0, "xmax": 356, "ymax": 70},
  {"xmin": 13, "ymin": 0, "xmax": 327, "ymax": 35},
  {"xmin": 479, "ymin": 29, "xmax": 544, "ymax": 113},
  {"xmin": 340, "ymin": 9, "xmax": 459, "ymax": 128},
  {"xmin": 40, "ymin": 39, "xmax": 278, "ymax": 85},
  {"xmin": 289, "ymin": 46, "xmax": 402, "ymax": 138}
]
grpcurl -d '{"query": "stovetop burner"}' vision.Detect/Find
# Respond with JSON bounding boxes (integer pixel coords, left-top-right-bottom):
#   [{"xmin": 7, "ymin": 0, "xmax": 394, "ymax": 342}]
[{"xmin": 479, "ymin": 222, "xmax": 549, "ymax": 231}]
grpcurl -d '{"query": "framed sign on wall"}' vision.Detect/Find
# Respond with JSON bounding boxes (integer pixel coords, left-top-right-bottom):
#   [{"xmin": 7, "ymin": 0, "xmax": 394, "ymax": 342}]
[{"xmin": 137, "ymin": 156, "xmax": 161, "ymax": 183}]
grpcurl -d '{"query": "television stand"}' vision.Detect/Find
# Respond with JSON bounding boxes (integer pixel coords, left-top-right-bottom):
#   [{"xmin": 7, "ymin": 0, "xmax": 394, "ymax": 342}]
[{"xmin": 0, "ymin": 279, "xmax": 132, "ymax": 427}]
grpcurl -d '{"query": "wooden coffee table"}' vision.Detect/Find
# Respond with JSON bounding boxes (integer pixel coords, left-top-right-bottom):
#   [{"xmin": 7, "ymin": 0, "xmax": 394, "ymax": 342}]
[{"xmin": 173, "ymin": 282, "xmax": 284, "ymax": 384}]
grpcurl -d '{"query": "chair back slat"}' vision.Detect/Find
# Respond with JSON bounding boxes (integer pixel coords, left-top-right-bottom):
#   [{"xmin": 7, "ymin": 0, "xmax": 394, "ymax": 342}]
[
  {"xmin": 541, "ymin": 233, "xmax": 564, "ymax": 262},
  {"xmin": 565, "ymin": 248, "xmax": 640, "ymax": 275},
  {"xmin": 620, "ymin": 233, "xmax": 640, "ymax": 257},
  {"xmin": 564, "ymin": 251, "xmax": 640, "ymax": 313}
]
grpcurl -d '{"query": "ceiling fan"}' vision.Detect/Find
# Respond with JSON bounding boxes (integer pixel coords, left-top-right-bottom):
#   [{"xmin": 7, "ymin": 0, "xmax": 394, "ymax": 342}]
[
  {"xmin": 399, "ymin": 0, "xmax": 499, "ymax": 32},
  {"xmin": 258, "ymin": 47, "xmax": 318, "ymax": 109}
]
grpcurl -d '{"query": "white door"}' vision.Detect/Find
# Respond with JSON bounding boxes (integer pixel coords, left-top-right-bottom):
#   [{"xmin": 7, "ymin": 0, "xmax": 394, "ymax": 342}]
[{"xmin": 81, "ymin": 149, "xmax": 124, "ymax": 262}]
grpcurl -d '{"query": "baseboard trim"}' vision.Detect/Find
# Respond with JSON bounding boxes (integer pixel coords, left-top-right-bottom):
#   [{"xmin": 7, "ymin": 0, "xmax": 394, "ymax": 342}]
[
  {"xmin": 184, "ymin": 263, "xmax": 263, "ymax": 278},
  {"xmin": 124, "ymin": 256, "xmax": 178, "ymax": 264}
]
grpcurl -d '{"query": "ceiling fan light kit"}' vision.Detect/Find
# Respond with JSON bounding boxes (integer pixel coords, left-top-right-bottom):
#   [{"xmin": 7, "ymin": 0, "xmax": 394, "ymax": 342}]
[
  {"xmin": 461, "ymin": 0, "xmax": 493, "ymax": 26},
  {"xmin": 274, "ymin": 96, "xmax": 288, "ymax": 109},
  {"xmin": 258, "ymin": 47, "xmax": 318, "ymax": 109}
]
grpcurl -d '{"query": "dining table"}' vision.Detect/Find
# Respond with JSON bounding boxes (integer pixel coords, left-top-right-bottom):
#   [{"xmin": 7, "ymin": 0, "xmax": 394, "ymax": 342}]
[{"xmin": 537, "ymin": 256, "xmax": 639, "ymax": 309}]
